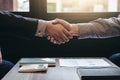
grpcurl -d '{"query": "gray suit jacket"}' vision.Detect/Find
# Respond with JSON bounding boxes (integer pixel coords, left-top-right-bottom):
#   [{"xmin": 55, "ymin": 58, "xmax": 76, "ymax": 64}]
[{"xmin": 77, "ymin": 16, "xmax": 120, "ymax": 39}]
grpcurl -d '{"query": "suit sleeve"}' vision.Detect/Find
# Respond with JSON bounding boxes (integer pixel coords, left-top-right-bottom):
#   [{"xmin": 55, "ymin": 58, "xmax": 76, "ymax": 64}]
[
  {"xmin": 0, "ymin": 11, "xmax": 38, "ymax": 38},
  {"xmin": 77, "ymin": 17, "xmax": 120, "ymax": 39}
]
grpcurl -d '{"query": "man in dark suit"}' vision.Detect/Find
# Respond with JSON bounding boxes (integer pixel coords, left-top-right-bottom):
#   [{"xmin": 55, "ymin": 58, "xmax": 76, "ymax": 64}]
[
  {"xmin": 0, "ymin": 11, "xmax": 72, "ymax": 79},
  {"xmin": 0, "ymin": 11, "xmax": 71, "ymax": 42}
]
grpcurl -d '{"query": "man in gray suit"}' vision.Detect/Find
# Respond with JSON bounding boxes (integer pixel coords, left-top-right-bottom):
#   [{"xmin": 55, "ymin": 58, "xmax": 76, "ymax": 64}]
[{"xmin": 49, "ymin": 16, "xmax": 120, "ymax": 67}]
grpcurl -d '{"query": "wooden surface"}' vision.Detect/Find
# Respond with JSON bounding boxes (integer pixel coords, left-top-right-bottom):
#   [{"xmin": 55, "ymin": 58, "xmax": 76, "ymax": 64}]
[
  {"xmin": 2, "ymin": 58, "xmax": 116, "ymax": 80},
  {"xmin": 2, "ymin": 58, "xmax": 80, "ymax": 80}
]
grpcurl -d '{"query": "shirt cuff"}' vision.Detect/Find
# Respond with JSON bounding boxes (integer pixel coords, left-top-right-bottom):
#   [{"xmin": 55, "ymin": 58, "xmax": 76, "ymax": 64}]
[{"xmin": 35, "ymin": 20, "xmax": 47, "ymax": 37}]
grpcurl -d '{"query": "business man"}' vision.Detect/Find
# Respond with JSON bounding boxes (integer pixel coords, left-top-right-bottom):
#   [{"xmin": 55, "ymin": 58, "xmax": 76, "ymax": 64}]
[
  {"xmin": 49, "ymin": 17, "xmax": 120, "ymax": 67},
  {"xmin": 0, "ymin": 11, "xmax": 72, "ymax": 79},
  {"xmin": 0, "ymin": 11, "xmax": 72, "ymax": 43}
]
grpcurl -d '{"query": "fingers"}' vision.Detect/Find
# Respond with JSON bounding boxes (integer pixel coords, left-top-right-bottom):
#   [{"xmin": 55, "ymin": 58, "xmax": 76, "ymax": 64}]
[
  {"xmin": 46, "ymin": 21, "xmax": 72, "ymax": 45},
  {"xmin": 52, "ymin": 28, "xmax": 71, "ymax": 44},
  {"xmin": 53, "ymin": 18, "xmax": 71, "ymax": 31},
  {"xmin": 47, "ymin": 36, "xmax": 51, "ymax": 40},
  {"xmin": 47, "ymin": 36, "xmax": 65, "ymax": 45},
  {"xmin": 51, "ymin": 32, "xmax": 68, "ymax": 44},
  {"xmin": 63, "ymin": 28, "xmax": 72, "ymax": 39},
  {"xmin": 47, "ymin": 29, "xmax": 71, "ymax": 45},
  {"xmin": 60, "ymin": 32, "xmax": 69, "ymax": 43}
]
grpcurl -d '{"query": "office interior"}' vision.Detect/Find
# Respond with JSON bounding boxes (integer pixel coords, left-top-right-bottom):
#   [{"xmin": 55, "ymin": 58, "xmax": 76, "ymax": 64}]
[{"xmin": 0, "ymin": 0, "xmax": 120, "ymax": 63}]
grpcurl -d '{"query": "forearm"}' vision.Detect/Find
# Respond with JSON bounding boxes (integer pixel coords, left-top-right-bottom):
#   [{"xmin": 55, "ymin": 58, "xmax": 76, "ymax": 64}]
[
  {"xmin": 0, "ymin": 11, "xmax": 38, "ymax": 37},
  {"xmin": 0, "ymin": 11, "xmax": 48, "ymax": 38},
  {"xmin": 77, "ymin": 17, "xmax": 120, "ymax": 39}
]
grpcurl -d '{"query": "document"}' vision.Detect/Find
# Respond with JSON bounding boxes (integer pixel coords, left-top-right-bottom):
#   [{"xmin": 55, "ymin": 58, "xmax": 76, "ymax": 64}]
[{"xmin": 59, "ymin": 58, "xmax": 112, "ymax": 67}]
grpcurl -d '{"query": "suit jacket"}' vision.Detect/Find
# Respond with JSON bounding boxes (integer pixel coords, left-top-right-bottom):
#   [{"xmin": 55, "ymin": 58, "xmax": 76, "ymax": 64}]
[
  {"xmin": 77, "ymin": 16, "xmax": 120, "ymax": 39},
  {"xmin": 0, "ymin": 11, "xmax": 38, "ymax": 38}
]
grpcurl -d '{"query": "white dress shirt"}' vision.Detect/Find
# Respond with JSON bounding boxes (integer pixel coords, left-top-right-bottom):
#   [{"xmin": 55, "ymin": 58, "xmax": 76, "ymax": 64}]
[{"xmin": 35, "ymin": 20, "xmax": 47, "ymax": 37}]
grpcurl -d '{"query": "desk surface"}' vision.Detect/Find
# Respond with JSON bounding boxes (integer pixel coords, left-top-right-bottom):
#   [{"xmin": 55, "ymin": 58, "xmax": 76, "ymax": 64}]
[
  {"xmin": 2, "ymin": 58, "xmax": 116, "ymax": 80},
  {"xmin": 2, "ymin": 58, "xmax": 80, "ymax": 80}
]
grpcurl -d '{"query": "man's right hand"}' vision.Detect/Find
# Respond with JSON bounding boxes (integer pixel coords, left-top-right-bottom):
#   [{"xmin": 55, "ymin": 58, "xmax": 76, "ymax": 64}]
[
  {"xmin": 0, "ymin": 51, "xmax": 2, "ymax": 64},
  {"xmin": 45, "ymin": 21, "xmax": 72, "ymax": 44},
  {"xmin": 52, "ymin": 18, "xmax": 72, "ymax": 31},
  {"xmin": 47, "ymin": 19, "xmax": 79, "ymax": 44},
  {"xmin": 53, "ymin": 18, "xmax": 79, "ymax": 36}
]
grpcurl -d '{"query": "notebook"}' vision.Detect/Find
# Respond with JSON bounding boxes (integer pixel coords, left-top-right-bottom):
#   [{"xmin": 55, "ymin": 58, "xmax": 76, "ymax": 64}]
[
  {"xmin": 19, "ymin": 58, "xmax": 56, "ymax": 67},
  {"xmin": 77, "ymin": 67, "xmax": 120, "ymax": 80}
]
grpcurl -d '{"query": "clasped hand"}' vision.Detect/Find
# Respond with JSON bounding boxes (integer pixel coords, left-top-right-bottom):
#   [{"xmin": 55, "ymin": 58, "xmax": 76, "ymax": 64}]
[{"xmin": 45, "ymin": 18, "xmax": 79, "ymax": 45}]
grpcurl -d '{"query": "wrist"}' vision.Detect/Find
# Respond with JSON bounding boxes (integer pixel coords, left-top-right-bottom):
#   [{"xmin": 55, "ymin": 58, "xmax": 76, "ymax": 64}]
[
  {"xmin": 45, "ymin": 21, "xmax": 52, "ymax": 35},
  {"xmin": 35, "ymin": 20, "xmax": 47, "ymax": 37},
  {"xmin": 70, "ymin": 24, "xmax": 79, "ymax": 36}
]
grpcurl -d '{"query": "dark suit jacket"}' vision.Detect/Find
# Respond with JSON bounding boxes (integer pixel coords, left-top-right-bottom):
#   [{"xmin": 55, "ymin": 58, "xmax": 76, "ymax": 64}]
[
  {"xmin": 0, "ymin": 11, "xmax": 41, "ymax": 62},
  {"xmin": 0, "ymin": 11, "xmax": 38, "ymax": 38}
]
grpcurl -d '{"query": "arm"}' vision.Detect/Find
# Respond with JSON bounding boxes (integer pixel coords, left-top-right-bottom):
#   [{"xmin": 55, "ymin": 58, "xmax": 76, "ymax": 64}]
[
  {"xmin": 0, "ymin": 11, "xmax": 71, "ymax": 43},
  {"xmin": 50, "ymin": 17, "xmax": 120, "ymax": 44},
  {"xmin": 77, "ymin": 17, "xmax": 120, "ymax": 39},
  {"xmin": 54, "ymin": 17, "xmax": 120, "ymax": 39},
  {"xmin": 0, "ymin": 11, "xmax": 38, "ymax": 38}
]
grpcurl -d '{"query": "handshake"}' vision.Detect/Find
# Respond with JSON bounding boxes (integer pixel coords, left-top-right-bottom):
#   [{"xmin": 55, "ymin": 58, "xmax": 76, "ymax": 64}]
[{"xmin": 45, "ymin": 19, "xmax": 79, "ymax": 45}]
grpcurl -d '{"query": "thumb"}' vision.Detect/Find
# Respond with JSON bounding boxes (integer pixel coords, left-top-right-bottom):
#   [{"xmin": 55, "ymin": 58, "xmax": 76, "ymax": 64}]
[{"xmin": 52, "ymin": 18, "xmax": 71, "ymax": 31}]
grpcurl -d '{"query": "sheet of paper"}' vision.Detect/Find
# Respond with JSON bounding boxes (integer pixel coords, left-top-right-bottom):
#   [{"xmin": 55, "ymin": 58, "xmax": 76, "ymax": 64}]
[{"xmin": 59, "ymin": 59, "xmax": 112, "ymax": 67}]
